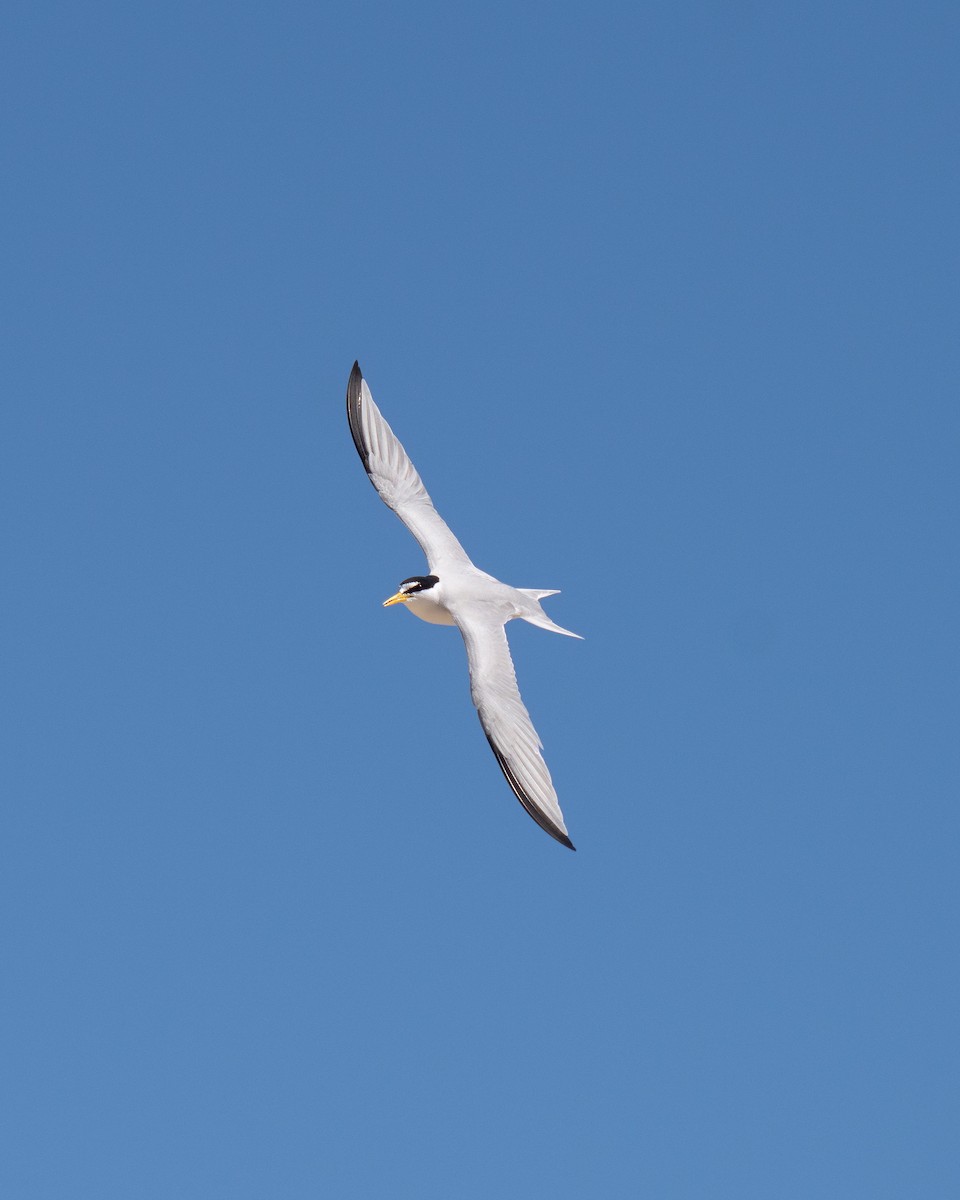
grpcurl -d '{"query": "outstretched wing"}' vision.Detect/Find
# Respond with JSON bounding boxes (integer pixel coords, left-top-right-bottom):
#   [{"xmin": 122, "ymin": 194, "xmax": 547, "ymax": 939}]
[
  {"xmin": 346, "ymin": 362, "xmax": 472, "ymax": 572},
  {"xmin": 456, "ymin": 613, "xmax": 575, "ymax": 850}
]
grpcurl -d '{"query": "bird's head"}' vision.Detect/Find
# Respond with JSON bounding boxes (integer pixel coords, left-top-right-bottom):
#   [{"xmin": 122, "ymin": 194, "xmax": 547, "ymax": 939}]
[{"xmin": 382, "ymin": 575, "xmax": 440, "ymax": 607}]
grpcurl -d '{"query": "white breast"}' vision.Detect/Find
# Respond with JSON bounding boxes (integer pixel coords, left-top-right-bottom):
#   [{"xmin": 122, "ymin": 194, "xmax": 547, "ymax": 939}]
[{"xmin": 405, "ymin": 591, "xmax": 457, "ymax": 626}]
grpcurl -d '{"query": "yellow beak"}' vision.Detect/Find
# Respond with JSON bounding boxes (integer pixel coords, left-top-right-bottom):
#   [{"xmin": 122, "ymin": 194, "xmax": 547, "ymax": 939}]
[{"xmin": 382, "ymin": 590, "xmax": 411, "ymax": 607}]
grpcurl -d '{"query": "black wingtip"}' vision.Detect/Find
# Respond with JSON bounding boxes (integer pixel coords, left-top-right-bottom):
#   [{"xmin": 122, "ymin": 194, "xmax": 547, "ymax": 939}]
[
  {"xmin": 346, "ymin": 361, "xmax": 370, "ymax": 472},
  {"xmin": 348, "ymin": 360, "xmax": 363, "ymax": 396},
  {"xmin": 483, "ymin": 731, "xmax": 577, "ymax": 851}
]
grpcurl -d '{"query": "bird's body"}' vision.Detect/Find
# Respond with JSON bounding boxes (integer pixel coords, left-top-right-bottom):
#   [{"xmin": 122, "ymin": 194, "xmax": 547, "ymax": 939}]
[{"xmin": 346, "ymin": 362, "xmax": 580, "ymax": 849}]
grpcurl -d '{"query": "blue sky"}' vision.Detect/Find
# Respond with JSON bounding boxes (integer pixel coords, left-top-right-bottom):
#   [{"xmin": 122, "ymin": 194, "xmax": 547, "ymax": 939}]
[{"xmin": 2, "ymin": 1, "xmax": 958, "ymax": 1196}]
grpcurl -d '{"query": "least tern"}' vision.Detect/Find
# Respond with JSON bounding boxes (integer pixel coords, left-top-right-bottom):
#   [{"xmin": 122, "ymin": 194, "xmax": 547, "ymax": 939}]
[{"xmin": 346, "ymin": 361, "xmax": 580, "ymax": 850}]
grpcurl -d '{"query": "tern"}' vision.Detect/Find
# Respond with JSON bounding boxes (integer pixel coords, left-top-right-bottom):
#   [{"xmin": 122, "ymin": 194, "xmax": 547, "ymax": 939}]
[{"xmin": 346, "ymin": 361, "xmax": 580, "ymax": 849}]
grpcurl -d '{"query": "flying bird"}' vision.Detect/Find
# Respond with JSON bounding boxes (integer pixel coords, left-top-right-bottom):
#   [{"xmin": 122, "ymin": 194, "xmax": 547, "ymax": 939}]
[{"xmin": 346, "ymin": 362, "xmax": 581, "ymax": 849}]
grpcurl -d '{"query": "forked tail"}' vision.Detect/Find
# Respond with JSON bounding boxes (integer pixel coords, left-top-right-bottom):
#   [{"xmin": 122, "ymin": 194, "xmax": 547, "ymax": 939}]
[{"xmin": 517, "ymin": 589, "xmax": 583, "ymax": 639}]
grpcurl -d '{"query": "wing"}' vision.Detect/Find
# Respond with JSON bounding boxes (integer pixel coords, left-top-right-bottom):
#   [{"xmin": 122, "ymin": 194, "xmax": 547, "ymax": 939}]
[
  {"xmin": 346, "ymin": 362, "xmax": 473, "ymax": 572},
  {"xmin": 456, "ymin": 613, "xmax": 575, "ymax": 850}
]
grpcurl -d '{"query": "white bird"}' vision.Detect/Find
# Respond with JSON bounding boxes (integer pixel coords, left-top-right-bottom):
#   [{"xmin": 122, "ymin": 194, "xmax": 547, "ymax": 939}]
[{"xmin": 346, "ymin": 361, "xmax": 580, "ymax": 850}]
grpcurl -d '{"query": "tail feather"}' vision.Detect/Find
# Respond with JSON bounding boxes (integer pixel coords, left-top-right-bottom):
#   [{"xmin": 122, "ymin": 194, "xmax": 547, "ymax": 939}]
[
  {"xmin": 517, "ymin": 589, "xmax": 583, "ymax": 639},
  {"xmin": 519, "ymin": 588, "xmax": 560, "ymax": 601}
]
